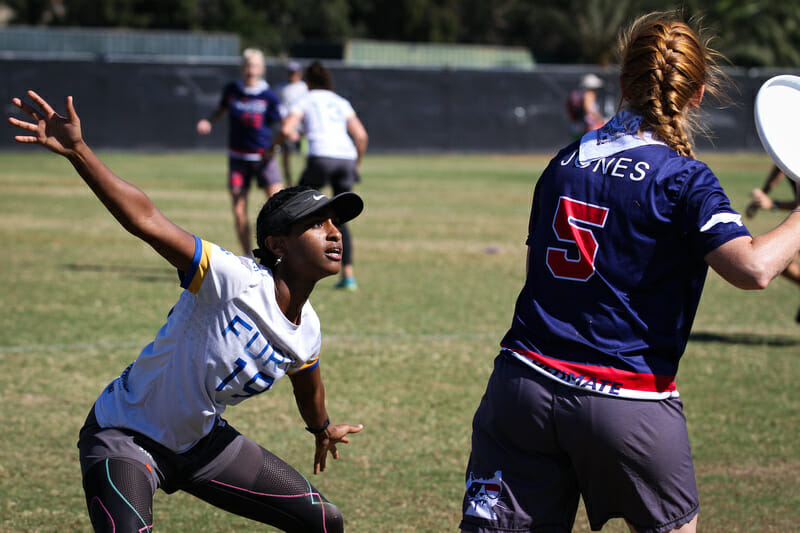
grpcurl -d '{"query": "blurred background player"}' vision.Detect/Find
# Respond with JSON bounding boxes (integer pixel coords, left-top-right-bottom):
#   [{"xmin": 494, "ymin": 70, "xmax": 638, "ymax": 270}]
[
  {"xmin": 196, "ymin": 48, "xmax": 283, "ymax": 256},
  {"xmin": 566, "ymin": 73, "xmax": 607, "ymax": 141},
  {"xmin": 279, "ymin": 60, "xmax": 309, "ymax": 186},
  {"xmin": 746, "ymin": 164, "xmax": 798, "ymax": 216},
  {"xmin": 10, "ymin": 90, "xmax": 364, "ymax": 533},
  {"xmin": 282, "ymin": 61, "xmax": 368, "ymax": 291},
  {"xmin": 461, "ymin": 12, "xmax": 800, "ymax": 533},
  {"xmin": 745, "ymin": 164, "xmax": 800, "ymax": 321}
]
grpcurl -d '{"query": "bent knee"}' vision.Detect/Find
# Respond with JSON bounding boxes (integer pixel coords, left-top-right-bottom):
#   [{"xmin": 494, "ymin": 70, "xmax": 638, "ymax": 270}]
[{"xmin": 322, "ymin": 503, "xmax": 344, "ymax": 533}]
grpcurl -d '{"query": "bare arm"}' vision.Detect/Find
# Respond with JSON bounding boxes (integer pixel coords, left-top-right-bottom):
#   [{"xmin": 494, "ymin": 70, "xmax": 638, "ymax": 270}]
[
  {"xmin": 281, "ymin": 111, "xmax": 303, "ymax": 142},
  {"xmin": 346, "ymin": 116, "xmax": 368, "ymax": 167},
  {"xmin": 196, "ymin": 105, "xmax": 227, "ymax": 135},
  {"xmin": 705, "ymin": 210, "xmax": 800, "ymax": 289},
  {"xmin": 9, "ymin": 91, "xmax": 196, "ymax": 272},
  {"xmin": 290, "ymin": 366, "xmax": 363, "ymax": 474}
]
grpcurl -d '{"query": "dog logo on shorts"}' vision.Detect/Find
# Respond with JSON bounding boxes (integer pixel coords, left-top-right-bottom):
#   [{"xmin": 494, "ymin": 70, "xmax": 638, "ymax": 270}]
[{"xmin": 465, "ymin": 470, "xmax": 504, "ymax": 520}]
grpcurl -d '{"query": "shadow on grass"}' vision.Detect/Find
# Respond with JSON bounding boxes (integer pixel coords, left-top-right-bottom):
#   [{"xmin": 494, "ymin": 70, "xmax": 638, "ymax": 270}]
[
  {"xmin": 690, "ymin": 330, "xmax": 800, "ymax": 347},
  {"xmin": 64, "ymin": 263, "xmax": 176, "ymax": 283}
]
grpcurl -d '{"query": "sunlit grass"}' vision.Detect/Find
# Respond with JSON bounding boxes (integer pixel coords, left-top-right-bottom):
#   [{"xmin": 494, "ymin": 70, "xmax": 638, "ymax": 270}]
[{"xmin": 1, "ymin": 150, "xmax": 798, "ymax": 532}]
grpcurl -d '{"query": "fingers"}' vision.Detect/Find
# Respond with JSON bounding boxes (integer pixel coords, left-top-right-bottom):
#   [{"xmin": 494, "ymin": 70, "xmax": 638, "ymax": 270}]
[
  {"xmin": 342, "ymin": 423, "xmax": 364, "ymax": 435},
  {"xmin": 11, "ymin": 97, "xmax": 40, "ymax": 121},
  {"xmin": 311, "ymin": 423, "xmax": 363, "ymax": 474},
  {"xmin": 8, "ymin": 115, "xmax": 40, "ymax": 145},
  {"xmin": 26, "ymin": 90, "xmax": 55, "ymax": 118},
  {"xmin": 315, "ymin": 449, "xmax": 327, "ymax": 474},
  {"xmin": 8, "ymin": 115, "xmax": 37, "ymax": 132},
  {"xmin": 65, "ymin": 95, "xmax": 79, "ymax": 123}
]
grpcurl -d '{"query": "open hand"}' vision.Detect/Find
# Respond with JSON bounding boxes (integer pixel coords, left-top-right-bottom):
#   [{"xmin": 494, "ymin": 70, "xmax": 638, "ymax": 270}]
[
  {"xmin": 8, "ymin": 90, "xmax": 84, "ymax": 156},
  {"xmin": 313, "ymin": 422, "xmax": 363, "ymax": 474}
]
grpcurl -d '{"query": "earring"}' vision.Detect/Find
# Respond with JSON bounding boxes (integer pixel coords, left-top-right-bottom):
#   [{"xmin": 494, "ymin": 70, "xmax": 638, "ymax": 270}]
[{"xmin": 275, "ymin": 256, "xmax": 283, "ymax": 266}]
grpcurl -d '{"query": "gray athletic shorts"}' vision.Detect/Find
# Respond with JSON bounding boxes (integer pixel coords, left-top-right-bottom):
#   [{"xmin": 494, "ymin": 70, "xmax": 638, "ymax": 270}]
[
  {"xmin": 299, "ymin": 156, "xmax": 360, "ymax": 191},
  {"xmin": 78, "ymin": 406, "xmax": 245, "ymax": 494},
  {"xmin": 460, "ymin": 351, "xmax": 699, "ymax": 533},
  {"xmin": 228, "ymin": 156, "xmax": 282, "ymax": 191}
]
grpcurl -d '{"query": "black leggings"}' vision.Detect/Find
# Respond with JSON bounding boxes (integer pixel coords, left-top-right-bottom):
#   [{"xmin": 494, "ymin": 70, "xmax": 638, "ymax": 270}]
[
  {"xmin": 300, "ymin": 159, "xmax": 356, "ymax": 267},
  {"xmin": 82, "ymin": 438, "xmax": 343, "ymax": 533}
]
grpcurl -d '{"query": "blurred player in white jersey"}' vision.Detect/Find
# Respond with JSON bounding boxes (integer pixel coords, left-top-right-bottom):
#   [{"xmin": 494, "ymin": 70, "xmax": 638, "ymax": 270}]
[
  {"xmin": 279, "ymin": 60, "xmax": 309, "ymax": 185},
  {"xmin": 283, "ymin": 61, "xmax": 368, "ymax": 291}
]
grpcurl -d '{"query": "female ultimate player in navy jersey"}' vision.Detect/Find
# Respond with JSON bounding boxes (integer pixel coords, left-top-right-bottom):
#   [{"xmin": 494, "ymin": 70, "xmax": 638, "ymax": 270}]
[
  {"xmin": 197, "ymin": 48, "xmax": 284, "ymax": 257},
  {"xmin": 460, "ymin": 12, "xmax": 800, "ymax": 533},
  {"xmin": 10, "ymin": 90, "xmax": 363, "ymax": 532}
]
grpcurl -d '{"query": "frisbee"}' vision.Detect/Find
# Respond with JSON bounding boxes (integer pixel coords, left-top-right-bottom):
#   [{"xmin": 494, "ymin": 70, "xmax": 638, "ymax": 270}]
[{"xmin": 754, "ymin": 74, "xmax": 800, "ymax": 183}]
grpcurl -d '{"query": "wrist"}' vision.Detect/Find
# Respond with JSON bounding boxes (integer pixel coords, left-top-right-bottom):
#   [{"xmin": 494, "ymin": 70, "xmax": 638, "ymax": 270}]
[
  {"xmin": 305, "ymin": 416, "xmax": 330, "ymax": 435},
  {"xmin": 66, "ymin": 139, "xmax": 90, "ymax": 163}
]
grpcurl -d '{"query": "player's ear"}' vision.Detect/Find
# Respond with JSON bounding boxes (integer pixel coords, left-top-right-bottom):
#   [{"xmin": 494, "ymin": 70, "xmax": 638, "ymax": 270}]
[
  {"xmin": 688, "ymin": 85, "xmax": 705, "ymax": 109},
  {"xmin": 265, "ymin": 235, "xmax": 287, "ymax": 258}
]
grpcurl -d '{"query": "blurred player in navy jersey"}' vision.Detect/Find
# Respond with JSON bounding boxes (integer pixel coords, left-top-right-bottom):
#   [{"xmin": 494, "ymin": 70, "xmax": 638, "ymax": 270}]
[
  {"xmin": 197, "ymin": 48, "xmax": 283, "ymax": 256},
  {"xmin": 461, "ymin": 12, "xmax": 800, "ymax": 533}
]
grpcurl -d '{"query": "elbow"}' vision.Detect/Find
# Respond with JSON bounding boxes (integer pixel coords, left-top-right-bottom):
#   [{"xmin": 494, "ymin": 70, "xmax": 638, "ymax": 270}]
[
  {"xmin": 729, "ymin": 267, "xmax": 774, "ymax": 291},
  {"xmin": 750, "ymin": 273, "xmax": 773, "ymax": 291},
  {"xmin": 738, "ymin": 278, "xmax": 770, "ymax": 291}
]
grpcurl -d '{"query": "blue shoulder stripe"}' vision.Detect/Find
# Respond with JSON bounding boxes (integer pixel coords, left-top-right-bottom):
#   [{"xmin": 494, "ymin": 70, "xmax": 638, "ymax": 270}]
[{"xmin": 180, "ymin": 236, "xmax": 203, "ymax": 290}]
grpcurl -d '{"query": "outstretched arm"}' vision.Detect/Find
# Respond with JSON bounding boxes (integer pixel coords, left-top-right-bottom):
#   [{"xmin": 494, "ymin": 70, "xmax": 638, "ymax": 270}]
[
  {"xmin": 9, "ymin": 91, "xmax": 196, "ymax": 272},
  {"xmin": 281, "ymin": 112, "xmax": 303, "ymax": 142},
  {"xmin": 197, "ymin": 104, "xmax": 227, "ymax": 135},
  {"xmin": 289, "ymin": 366, "xmax": 363, "ymax": 474}
]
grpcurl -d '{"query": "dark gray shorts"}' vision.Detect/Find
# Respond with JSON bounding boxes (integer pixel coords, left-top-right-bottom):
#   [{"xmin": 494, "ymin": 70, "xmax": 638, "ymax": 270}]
[
  {"xmin": 228, "ymin": 156, "xmax": 282, "ymax": 190},
  {"xmin": 299, "ymin": 156, "xmax": 360, "ymax": 191},
  {"xmin": 78, "ymin": 406, "xmax": 245, "ymax": 494},
  {"xmin": 460, "ymin": 351, "xmax": 699, "ymax": 533}
]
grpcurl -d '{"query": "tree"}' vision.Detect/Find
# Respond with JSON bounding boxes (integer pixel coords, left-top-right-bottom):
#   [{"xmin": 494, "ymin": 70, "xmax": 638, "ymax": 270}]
[{"xmin": 5, "ymin": 0, "xmax": 800, "ymax": 66}]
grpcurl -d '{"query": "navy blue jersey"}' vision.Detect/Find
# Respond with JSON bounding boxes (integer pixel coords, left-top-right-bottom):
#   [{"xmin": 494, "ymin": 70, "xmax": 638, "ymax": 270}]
[
  {"xmin": 220, "ymin": 80, "xmax": 282, "ymax": 160},
  {"xmin": 501, "ymin": 111, "xmax": 750, "ymax": 399}
]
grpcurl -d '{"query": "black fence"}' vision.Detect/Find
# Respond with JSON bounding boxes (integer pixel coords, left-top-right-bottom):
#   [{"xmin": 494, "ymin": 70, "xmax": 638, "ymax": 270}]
[{"xmin": 1, "ymin": 56, "xmax": 796, "ymax": 153}]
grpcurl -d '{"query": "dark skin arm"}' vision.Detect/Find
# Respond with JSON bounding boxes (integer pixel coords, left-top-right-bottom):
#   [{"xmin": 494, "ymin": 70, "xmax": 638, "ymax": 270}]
[
  {"xmin": 289, "ymin": 365, "xmax": 363, "ymax": 474},
  {"xmin": 9, "ymin": 91, "xmax": 196, "ymax": 272}
]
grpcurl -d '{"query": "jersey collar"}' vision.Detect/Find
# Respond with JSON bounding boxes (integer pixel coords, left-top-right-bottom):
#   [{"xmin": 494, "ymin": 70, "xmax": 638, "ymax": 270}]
[{"xmin": 578, "ymin": 110, "xmax": 666, "ymax": 164}]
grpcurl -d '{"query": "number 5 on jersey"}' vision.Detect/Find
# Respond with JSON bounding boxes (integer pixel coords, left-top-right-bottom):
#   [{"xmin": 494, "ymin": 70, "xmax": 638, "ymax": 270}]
[{"xmin": 546, "ymin": 196, "xmax": 609, "ymax": 281}]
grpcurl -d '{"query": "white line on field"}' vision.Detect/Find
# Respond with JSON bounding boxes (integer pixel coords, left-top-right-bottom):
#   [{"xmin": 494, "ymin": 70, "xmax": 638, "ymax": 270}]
[{"xmin": 0, "ymin": 332, "xmax": 499, "ymax": 356}]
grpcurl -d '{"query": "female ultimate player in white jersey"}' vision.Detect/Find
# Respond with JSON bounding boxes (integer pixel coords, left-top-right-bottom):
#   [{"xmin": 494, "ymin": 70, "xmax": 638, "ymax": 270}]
[
  {"xmin": 282, "ymin": 61, "xmax": 368, "ymax": 291},
  {"xmin": 10, "ymin": 90, "xmax": 364, "ymax": 533},
  {"xmin": 460, "ymin": 12, "xmax": 800, "ymax": 533}
]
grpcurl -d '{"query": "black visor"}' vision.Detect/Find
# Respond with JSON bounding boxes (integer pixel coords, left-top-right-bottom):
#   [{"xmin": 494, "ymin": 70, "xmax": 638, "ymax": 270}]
[{"xmin": 262, "ymin": 189, "xmax": 363, "ymax": 235}]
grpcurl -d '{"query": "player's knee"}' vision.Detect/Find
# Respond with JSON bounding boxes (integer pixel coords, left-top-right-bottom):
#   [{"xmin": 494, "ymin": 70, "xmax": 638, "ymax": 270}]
[{"xmin": 322, "ymin": 503, "xmax": 344, "ymax": 533}]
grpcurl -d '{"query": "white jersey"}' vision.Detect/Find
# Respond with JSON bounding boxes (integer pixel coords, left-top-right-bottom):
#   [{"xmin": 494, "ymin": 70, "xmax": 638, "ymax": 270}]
[
  {"xmin": 94, "ymin": 238, "xmax": 321, "ymax": 453},
  {"xmin": 280, "ymin": 80, "xmax": 309, "ymax": 117},
  {"xmin": 290, "ymin": 89, "xmax": 358, "ymax": 160}
]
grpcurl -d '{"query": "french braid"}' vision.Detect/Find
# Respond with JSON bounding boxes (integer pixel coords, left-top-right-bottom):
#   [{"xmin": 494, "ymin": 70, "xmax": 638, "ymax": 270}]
[{"xmin": 619, "ymin": 12, "xmax": 726, "ymax": 159}]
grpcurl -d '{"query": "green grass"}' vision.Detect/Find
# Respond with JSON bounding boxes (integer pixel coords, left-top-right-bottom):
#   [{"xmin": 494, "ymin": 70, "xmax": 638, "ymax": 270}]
[{"xmin": 1, "ymin": 149, "xmax": 798, "ymax": 532}]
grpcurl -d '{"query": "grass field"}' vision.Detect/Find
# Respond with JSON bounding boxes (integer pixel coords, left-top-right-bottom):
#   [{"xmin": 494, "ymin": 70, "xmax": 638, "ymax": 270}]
[{"xmin": 1, "ymin": 149, "xmax": 798, "ymax": 532}]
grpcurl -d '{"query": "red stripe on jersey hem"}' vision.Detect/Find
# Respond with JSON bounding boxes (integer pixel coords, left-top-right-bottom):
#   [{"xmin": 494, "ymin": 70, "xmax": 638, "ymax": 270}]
[
  {"xmin": 229, "ymin": 148, "xmax": 265, "ymax": 160},
  {"xmin": 501, "ymin": 345, "xmax": 677, "ymax": 395}
]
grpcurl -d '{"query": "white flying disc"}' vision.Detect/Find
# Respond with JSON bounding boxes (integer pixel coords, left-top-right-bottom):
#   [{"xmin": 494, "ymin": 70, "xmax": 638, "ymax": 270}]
[{"xmin": 754, "ymin": 74, "xmax": 800, "ymax": 183}]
